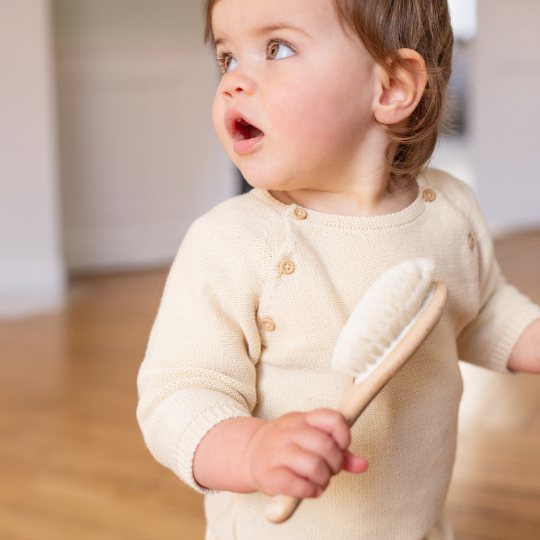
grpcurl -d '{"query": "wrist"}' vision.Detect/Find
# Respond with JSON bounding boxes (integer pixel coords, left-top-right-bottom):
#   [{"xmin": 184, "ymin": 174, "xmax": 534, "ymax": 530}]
[
  {"xmin": 240, "ymin": 418, "xmax": 268, "ymax": 491},
  {"xmin": 194, "ymin": 416, "xmax": 267, "ymax": 492}
]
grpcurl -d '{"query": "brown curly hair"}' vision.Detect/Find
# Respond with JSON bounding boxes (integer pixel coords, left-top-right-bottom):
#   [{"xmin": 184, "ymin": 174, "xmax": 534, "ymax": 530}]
[{"xmin": 203, "ymin": 0, "xmax": 454, "ymax": 185}]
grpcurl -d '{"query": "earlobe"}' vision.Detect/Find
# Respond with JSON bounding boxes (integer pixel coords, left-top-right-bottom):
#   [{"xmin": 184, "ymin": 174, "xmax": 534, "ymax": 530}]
[{"xmin": 373, "ymin": 48, "xmax": 428, "ymax": 126}]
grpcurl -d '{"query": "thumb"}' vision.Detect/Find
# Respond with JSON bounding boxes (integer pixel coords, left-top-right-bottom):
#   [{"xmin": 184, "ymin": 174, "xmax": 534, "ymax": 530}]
[{"xmin": 342, "ymin": 451, "xmax": 369, "ymax": 474}]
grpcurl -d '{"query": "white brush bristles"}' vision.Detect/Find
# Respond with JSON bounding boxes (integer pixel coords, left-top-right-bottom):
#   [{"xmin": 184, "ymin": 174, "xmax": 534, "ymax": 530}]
[{"xmin": 331, "ymin": 259, "xmax": 436, "ymax": 379}]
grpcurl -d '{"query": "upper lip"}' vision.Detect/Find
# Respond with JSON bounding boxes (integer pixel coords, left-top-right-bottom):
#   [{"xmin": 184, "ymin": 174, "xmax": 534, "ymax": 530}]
[{"xmin": 224, "ymin": 108, "xmax": 263, "ymax": 140}]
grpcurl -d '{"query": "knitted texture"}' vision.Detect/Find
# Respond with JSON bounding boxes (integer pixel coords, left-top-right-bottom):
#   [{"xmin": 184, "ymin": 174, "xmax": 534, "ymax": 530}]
[{"xmin": 137, "ymin": 168, "xmax": 540, "ymax": 540}]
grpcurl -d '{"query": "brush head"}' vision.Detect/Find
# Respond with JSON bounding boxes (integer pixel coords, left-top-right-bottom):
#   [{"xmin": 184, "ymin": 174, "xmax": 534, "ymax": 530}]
[{"xmin": 331, "ymin": 259, "xmax": 436, "ymax": 381}]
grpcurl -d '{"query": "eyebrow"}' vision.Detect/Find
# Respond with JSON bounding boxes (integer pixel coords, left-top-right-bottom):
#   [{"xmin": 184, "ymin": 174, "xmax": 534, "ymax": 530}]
[{"xmin": 214, "ymin": 23, "xmax": 312, "ymax": 48}]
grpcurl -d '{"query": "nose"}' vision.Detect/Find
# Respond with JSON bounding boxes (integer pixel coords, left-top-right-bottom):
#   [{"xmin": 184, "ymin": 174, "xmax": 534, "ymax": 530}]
[{"xmin": 221, "ymin": 67, "xmax": 256, "ymax": 100}]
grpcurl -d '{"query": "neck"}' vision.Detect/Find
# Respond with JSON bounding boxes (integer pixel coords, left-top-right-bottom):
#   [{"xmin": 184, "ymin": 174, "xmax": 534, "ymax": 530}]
[
  {"xmin": 267, "ymin": 123, "xmax": 418, "ymax": 217},
  {"xmin": 270, "ymin": 172, "xmax": 418, "ymax": 218}
]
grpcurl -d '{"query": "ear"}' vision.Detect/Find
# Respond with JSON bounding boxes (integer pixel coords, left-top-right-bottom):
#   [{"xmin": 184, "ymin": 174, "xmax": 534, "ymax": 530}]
[{"xmin": 373, "ymin": 48, "xmax": 428, "ymax": 126}]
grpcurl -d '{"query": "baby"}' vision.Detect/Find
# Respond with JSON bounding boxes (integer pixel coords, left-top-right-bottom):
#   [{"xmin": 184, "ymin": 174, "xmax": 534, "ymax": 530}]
[{"xmin": 137, "ymin": 0, "xmax": 540, "ymax": 538}]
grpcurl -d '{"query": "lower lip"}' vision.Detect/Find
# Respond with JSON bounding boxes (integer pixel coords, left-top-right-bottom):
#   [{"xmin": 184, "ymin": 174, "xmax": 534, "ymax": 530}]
[{"xmin": 233, "ymin": 135, "xmax": 264, "ymax": 155}]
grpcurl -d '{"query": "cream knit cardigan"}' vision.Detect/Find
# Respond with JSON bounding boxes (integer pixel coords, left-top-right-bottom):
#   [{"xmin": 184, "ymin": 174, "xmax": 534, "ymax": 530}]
[{"xmin": 137, "ymin": 169, "xmax": 540, "ymax": 540}]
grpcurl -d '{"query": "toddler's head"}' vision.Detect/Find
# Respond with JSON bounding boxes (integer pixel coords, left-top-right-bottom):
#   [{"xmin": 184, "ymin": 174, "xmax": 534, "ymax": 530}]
[{"xmin": 206, "ymin": 0, "xmax": 453, "ymax": 191}]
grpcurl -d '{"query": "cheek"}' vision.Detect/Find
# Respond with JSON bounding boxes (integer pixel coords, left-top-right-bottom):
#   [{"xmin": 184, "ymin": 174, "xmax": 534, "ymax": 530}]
[
  {"xmin": 212, "ymin": 94, "xmax": 232, "ymax": 151},
  {"xmin": 267, "ymin": 79, "xmax": 325, "ymax": 138},
  {"xmin": 212, "ymin": 95, "xmax": 225, "ymax": 141},
  {"xmin": 270, "ymin": 80, "xmax": 357, "ymax": 157},
  {"xmin": 266, "ymin": 71, "xmax": 370, "ymax": 149}
]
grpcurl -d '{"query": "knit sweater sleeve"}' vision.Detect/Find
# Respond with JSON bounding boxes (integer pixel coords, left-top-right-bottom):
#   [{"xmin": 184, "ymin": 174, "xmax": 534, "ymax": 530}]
[
  {"xmin": 136, "ymin": 203, "xmax": 269, "ymax": 493},
  {"xmin": 455, "ymin": 184, "xmax": 540, "ymax": 373}
]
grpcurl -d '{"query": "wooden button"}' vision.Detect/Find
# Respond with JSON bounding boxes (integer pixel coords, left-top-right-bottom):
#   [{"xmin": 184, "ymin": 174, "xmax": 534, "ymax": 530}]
[
  {"xmin": 261, "ymin": 318, "xmax": 275, "ymax": 331},
  {"xmin": 292, "ymin": 207, "xmax": 307, "ymax": 220},
  {"xmin": 468, "ymin": 234, "xmax": 475, "ymax": 250},
  {"xmin": 279, "ymin": 260, "xmax": 295, "ymax": 275},
  {"xmin": 423, "ymin": 188, "xmax": 436, "ymax": 202}
]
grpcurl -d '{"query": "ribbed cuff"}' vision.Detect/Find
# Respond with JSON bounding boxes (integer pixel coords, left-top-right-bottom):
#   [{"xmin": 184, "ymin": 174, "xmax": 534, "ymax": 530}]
[
  {"xmin": 489, "ymin": 305, "xmax": 540, "ymax": 373},
  {"xmin": 138, "ymin": 387, "xmax": 251, "ymax": 494},
  {"xmin": 176, "ymin": 399, "xmax": 251, "ymax": 494}
]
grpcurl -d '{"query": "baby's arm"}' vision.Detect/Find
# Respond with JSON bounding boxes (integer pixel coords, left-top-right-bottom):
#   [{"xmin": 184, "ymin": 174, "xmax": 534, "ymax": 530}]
[
  {"xmin": 193, "ymin": 410, "xmax": 368, "ymax": 498},
  {"xmin": 508, "ymin": 318, "xmax": 540, "ymax": 373},
  {"xmin": 451, "ymin": 177, "xmax": 540, "ymax": 373}
]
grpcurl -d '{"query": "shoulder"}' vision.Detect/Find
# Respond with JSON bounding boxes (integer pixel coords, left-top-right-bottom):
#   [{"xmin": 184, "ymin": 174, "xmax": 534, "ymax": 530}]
[
  {"xmin": 421, "ymin": 167, "xmax": 476, "ymax": 208},
  {"xmin": 420, "ymin": 168, "xmax": 494, "ymax": 265},
  {"xmin": 420, "ymin": 167, "xmax": 481, "ymax": 223},
  {"xmin": 185, "ymin": 189, "xmax": 282, "ymax": 249},
  {"xmin": 175, "ymin": 190, "xmax": 284, "ymax": 284}
]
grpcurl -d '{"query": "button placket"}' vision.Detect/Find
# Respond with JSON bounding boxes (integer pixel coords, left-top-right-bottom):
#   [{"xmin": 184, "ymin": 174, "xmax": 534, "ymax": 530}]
[
  {"xmin": 279, "ymin": 260, "xmax": 295, "ymax": 275},
  {"xmin": 423, "ymin": 188, "xmax": 436, "ymax": 202},
  {"xmin": 261, "ymin": 318, "xmax": 276, "ymax": 331}
]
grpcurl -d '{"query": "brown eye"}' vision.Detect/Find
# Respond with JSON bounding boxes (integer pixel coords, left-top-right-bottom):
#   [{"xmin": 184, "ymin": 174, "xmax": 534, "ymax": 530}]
[
  {"xmin": 266, "ymin": 41, "xmax": 295, "ymax": 61},
  {"xmin": 268, "ymin": 42, "xmax": 279, "ymax": 59},
  {"xmin": 221, "ymin": 54, "xmax": 238, "ymax": 73}
]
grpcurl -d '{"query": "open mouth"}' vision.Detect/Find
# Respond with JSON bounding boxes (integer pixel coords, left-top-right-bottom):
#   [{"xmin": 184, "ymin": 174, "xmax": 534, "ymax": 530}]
[
  {"xmin": 225, "ymin": 109, "xmax": 265, "ymax": 154},
  {"xmin": 233, "ymin": 118, "xmax": 264, "ymax": 141}
]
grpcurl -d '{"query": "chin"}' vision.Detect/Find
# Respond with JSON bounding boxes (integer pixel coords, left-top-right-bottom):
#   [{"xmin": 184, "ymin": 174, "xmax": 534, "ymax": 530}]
[
  {"xmin": 241, "ymin": 175, "xmax": 292, "ymax": 193},
  {"xmin": 237, "ymin": 165, "xmax": 281, "ymax": 191},
  {"xmin": 242, "ymin": 161, "xmax": 299, "ymax": 189}
]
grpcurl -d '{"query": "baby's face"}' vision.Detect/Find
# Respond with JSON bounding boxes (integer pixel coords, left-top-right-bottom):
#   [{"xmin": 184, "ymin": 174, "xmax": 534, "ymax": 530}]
[{"xmin": 211, "ymin": 0, "xmax": 380, "ymax": 192}]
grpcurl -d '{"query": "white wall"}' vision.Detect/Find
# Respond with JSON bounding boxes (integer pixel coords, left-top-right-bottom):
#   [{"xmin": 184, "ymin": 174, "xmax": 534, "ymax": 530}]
[
  {"xmin": 54, "ymin": 0, "xmax": 237, "ymax": 273},
  {"xmin": 448, "ymin": 0, "xmax": 477, "ymax": 41},
  {"xmin": 473, "ymin": 0, "xmax": 540, "ymax": 232},
  {"xmin": 0, "ymin": 0, "xmax": 66, "ymax": 318}
]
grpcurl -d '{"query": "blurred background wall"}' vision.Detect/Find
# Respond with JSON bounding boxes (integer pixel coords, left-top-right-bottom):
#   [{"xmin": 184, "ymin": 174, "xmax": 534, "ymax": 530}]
[
  {"xmin": 472, "ymin": 0, "xmax": 540, "ymax": 233},
  {"xmin": 0, "ymin": 0, "xmax": 539, "ymax": 318},
  {"xmin": 0, "ymin": 0, "xmax": 65, "ymax": 318},
  {"xmin": 54, "ymin": 0, "xmax": 236, "ymax": 275}
]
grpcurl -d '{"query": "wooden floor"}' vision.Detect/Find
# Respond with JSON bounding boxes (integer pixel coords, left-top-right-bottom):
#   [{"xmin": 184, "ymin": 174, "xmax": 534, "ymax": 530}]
[{"xmin": 1, "ymin": 231, "xmax": 539, "ymax": 540}]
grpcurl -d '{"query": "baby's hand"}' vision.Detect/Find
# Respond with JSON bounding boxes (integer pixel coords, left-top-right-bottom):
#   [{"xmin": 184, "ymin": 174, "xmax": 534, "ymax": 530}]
[
  {"xmin": 508, "ymin": 318, "xmax": 540, "ymax": 373},
  {"xmin": 242, "ymin": 409, "xmax": 368, "ymax": 499}
]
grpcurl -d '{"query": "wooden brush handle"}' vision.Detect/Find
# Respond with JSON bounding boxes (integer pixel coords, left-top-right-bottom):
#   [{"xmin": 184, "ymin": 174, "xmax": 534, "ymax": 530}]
[
  {"xmin": 265, "ymin": 282, "xmax": 448, "ymax": 524},
  {"xmin": 265, "ymin": 494, "xmax": 302, "ymax": 524},
  {"xmin": 338, "ymin": 281, "xmax": 447, "ymax": 426}
]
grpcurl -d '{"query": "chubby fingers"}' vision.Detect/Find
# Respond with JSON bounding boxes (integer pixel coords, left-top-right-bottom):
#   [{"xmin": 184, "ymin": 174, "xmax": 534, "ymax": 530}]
[
  {"xmin": 245, "ymin": 410, "xmax": 368, "ymax": 498},
  {"xmin": 342, "ymin": 450, "xmax": 369, "ymax": 474},
  {"xmin": 266, "ymin": 445, "xmax": 368, "ymax": 498},
  {"xmin": 281, "ymin": 443, "xmax": 334, "ymax": 492},
  {"xmin": 292, "ymin": 427, "xmax": 345, "ymax": 475},
  {"xmin": 265, "ymin": 466, "xmax": 323, "ymax": 499},
  {"xmin": 304, "ymin": 409, "xmax": 351, "ymax": 451},
  {"xmin": 302, "ymin": 409, "xmax": 369, "ymax": 477}
]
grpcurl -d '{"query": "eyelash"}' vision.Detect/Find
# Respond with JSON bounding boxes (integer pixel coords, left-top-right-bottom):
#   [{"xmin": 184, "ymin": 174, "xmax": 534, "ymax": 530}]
[
  {"xmin": 216, "ymin": 49, "xmax": 232, "ymax": 73},
  {"xmin": 265, "ymin": 38, "xmax": 295, "ymax": 59},
  {"xmin": 216, "ymin": 38, "xmax": 296, "ymax": 73}
]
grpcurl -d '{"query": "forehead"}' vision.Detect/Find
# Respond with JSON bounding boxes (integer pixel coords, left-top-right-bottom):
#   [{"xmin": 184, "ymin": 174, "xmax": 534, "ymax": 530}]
[{"xmin": 211, "ymin": 0, "xmax": 340, "ymax": 43}]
